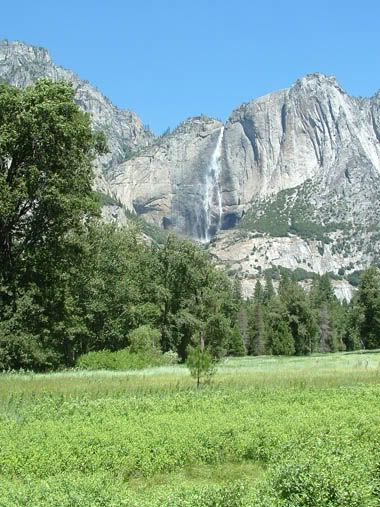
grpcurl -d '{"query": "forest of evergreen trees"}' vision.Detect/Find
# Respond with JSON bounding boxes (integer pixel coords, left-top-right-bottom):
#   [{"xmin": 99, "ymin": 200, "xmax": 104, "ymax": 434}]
[{"xmin": 242, "ymin": 268, "xmax": 380, "ymax": 357}]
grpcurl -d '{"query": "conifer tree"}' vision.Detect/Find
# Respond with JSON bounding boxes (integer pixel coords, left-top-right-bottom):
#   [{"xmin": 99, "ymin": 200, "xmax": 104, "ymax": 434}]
[
  {"xmin": 279, "ymin": 275, "xmax": 318, "ymax": 355},
  {"xmin": 265, "ymin": 297, "xmax": 295, "ymax": 355},
  {"xmin": 354, "ymin": 267, "xmax": 380, "ymax": 349},
  {"xmin": 248, "ymin": 302, "xmax": 266, "ymax": 355},
  {"xmin": 310, "ymin": 274, "xmax": 342, "ymax": 352},
  {"xmin": 262, "ymin": 274, "xmax": 275, "ymax": 304}
]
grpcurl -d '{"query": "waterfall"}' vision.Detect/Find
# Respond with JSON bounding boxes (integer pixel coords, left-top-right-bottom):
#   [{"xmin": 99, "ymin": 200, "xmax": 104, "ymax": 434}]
[{"xmin": 202, "ymin": 126, "xmax": 224, "ymax": 242}]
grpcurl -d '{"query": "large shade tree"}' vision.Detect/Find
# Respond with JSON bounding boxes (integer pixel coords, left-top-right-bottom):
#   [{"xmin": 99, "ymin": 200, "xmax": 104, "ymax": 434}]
[
  {"xmin": 0, "ymin": 79, "xmax": 105, "ymax": 286},
  {"xmin": 0, "ymin": 79, "xmax": 105, "ymax": 368}
]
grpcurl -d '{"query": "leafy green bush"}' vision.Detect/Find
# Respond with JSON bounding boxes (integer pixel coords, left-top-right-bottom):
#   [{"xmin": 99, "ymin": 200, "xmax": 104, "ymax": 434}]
[
  {"xmin": 270, "ymin": 457, "xmax": 374, "ymax": 506},
  {"xmin": 163, "ymin": 350, "xmax": 179, "ymax": 364},
  {"xmin": 263, "ymin": 265, "xmax": 316, "ymax": 282},
  {"xmin": 0, "ymin": 330, "xmax": 54, "ymax": 371},
  {"xmin": 346, "ymin": 270, "xmax": 362, "ymax": 287},
  {"xmin": 76, "ymin": 348, "xmax": 167, "ymax": 370},
  {"xmin": 128, "ymin": 325, "xmax": 161, "ymax": 353}
]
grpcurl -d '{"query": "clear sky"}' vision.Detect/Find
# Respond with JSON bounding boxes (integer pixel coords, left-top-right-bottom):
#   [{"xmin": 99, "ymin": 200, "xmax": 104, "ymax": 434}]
[{"xmin": 2, "ymin": 0, "xmax": 379, "ymax": 133}]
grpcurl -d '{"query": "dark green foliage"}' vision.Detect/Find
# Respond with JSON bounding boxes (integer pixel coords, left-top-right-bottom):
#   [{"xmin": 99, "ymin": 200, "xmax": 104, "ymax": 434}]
[
  {"xmin": 0, "ymin": 80, "xmax": 105, "ymax": 368},
  {"xmin": 263, "ymin": 265, "xmax": 316, "ymax": 282},
  {"xmin": 289, "ymin": 219, "xmax": 341, "ymax": 242},
  {"xmin": 347, "ymin": 267, "xmax": 380, "ymax": 350},
  {"xmin": 310, "ymin": 275, "xmax": 345, "ymax": 352},
  {"xmin": 94, "ymin": 191, "xmax": 120, "ymax": 207},
  {"xmin": 262, "ymin": 274, "xmax": 275, "ymax": 304},
  {"xmin": 227, "ymin": 325, "xmax": 246, "ymax": 356},
  {"xmin": 0, "ymin": 80, "xmax": 104, "ymax": 291},
  {"xmin": 236, "ymin": 305, "xmax": 249, "ymax": 351},
  {"xmin": 343, "ymin": 302, "xmax": 363, "ymax": 351},
  {"xmin": 66, "ymin": 223, "xmax": 163, "ymax": 357},
  {"xmin": 310, "ymin": 274, "xmax": 335, "ymax": 305},
  {"xmin": 204, "ymin": 314, "xmax": 232, "ymax": 359},
  {"xmin": 265, "ymin": 298, "xmax": 295, "ymax": 355},
  {"xmin": 0, "ymin": 328, "xmax": 52, "ymax": 371},
  {"xmin": 157, "ymin": 235, "xmax": 239, "ymax": 360},
  {"xmin": 248, "ymin": 302, "xmax": 266, "ymax": 355},
  {"xmin": 253, "ymin": 279, "xmax": 263, "ymax": 303},
  {"xmin": 279, "ymin": 275, "xmax": 318, "ymax": 355},
  {"xmin": 245, "ymin": 268, "xmax": 380, "ymax": 358},
  {"xmin": 0, "ymin": 211, "xmax": 239, "ymax": 370},
  {"xmin": 346, "ymin": 270, "xmax": 362, "ymax": 287},
  {"xmin": 20, "ymin": 225, "xmax": 240, "ymax": 369},
  {"xmin": 0, "ymin": 289, "xmax": 58, "ymax": 370}
]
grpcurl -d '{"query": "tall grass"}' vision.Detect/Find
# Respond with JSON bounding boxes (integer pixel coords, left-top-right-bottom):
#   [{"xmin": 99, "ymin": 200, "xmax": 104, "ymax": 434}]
[
  {"xmin": 1, "ymin": 352, "xmax": 379, "ymax": 398},
  {"xmin": 0, "ymin": 352, "xmax": 379, "ymax": 506}
]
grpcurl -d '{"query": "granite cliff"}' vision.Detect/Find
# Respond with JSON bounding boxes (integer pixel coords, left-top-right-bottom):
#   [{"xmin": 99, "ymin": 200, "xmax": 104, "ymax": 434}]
[{"xmin": 110, "ymin": 73, "xmax": 380, "ymax": 238}]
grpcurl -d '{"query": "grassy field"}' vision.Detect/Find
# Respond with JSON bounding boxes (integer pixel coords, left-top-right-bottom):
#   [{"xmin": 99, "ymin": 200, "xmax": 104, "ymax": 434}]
[{"xmin": 1, "ymin": 352, "xmax": 380, "ymax": 506}]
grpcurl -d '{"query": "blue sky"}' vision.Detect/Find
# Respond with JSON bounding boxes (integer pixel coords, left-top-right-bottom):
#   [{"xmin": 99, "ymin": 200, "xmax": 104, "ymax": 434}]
[{"xmin": 2, "ymin": 0, "xmax": 379, "ymax": 133}]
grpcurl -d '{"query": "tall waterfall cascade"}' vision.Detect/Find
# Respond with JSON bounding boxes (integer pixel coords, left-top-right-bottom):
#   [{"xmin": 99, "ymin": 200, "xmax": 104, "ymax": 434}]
[{"xmin": 203, "ymin": 126, "xmax": 224, "ymax": 242}]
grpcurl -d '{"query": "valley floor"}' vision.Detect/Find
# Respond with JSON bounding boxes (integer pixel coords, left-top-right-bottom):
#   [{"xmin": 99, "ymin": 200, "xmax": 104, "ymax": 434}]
[{"xmin": 1, "ymin": 353, "xmax": 380, "ymax": 506}]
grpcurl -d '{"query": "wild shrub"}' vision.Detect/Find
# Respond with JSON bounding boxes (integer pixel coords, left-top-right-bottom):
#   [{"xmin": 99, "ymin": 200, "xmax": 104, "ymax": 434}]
[{"xmin": 76, "ymin": 348, "xmax": 167, "ymax": 370}]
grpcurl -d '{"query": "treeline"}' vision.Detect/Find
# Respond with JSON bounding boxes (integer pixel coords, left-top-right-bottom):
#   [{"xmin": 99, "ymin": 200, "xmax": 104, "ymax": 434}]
[
  {"xmin": 0, "ymin": 219, "xmax": 243, "ymax": 370},
  {"xmin": 243, "ymin": 268, "xmax": 380, "ymax": 356}
]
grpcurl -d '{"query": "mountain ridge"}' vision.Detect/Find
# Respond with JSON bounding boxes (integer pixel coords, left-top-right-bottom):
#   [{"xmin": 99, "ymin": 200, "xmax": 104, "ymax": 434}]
[{"xmin": 0, "ymin": 40, "xmax": 155, "ymax": 192}]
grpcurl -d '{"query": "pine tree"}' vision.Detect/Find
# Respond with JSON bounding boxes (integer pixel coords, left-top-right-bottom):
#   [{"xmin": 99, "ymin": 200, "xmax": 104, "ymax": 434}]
[
  {"xmin": 228, "ymin": 325, "xmax": 246, "ymax": 356},
  {"xmin": 262, "ymin": 274, "xmax": 275, "ymax": 304},
  {"xmin": 253, "ymin": 279, "xmax": 264, "ymax": 304},
  {"xmin": 355, "ymin": 267, "xmax": 380, "ymax": 349},
  {"xmin": 248, "ymin": 302, "xmax": 266, "ymax": 355},
  {"xmin": 279, "ymin": 275, "xmax": 318, "ymax": 355},
  {"xmin": 264, "ymin": 297, "xmax": 295, "ymax": 355},
  {"xmin": 310, "ymin": 275, "xmax": 343, "ymax": 352}
]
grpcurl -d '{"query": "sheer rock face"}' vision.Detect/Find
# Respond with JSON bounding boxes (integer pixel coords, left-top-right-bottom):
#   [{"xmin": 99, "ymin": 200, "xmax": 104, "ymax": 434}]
[
  {"xmin": 112, "ymin": 117, "xmax": 224, "ymax": 239},
  {"xmin": 211, "ymin": 75, "xmax": 380, "ymax": 284},
  {"xmin": 0, "ymin": 40, "xmax": 154, "ymax": 192},
  {"xmin": 223, "ymin": 74, "xmax": 380, "ymax": 210},
  {"xmin": 111, "ymin": 73, "xmax": 380, "ymax": 240}
]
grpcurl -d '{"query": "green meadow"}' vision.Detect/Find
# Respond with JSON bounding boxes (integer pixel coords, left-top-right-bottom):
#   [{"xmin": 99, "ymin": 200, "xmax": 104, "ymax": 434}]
[{"xmin": 1, "ymin": 352, "xmax": 380, "ymax": 506}]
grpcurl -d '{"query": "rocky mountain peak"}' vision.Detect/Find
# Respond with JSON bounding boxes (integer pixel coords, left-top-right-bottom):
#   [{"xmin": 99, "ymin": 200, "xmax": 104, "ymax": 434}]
[
  {"xmin": 0, "ymin": 40, "xmax": 155, "ymax": 193},
  {"xmin": 0, "ymin": 40, "xmax": 51, "ymax": 65},
  {"xmin": 294, "ymin": 72, "xmax": 342, "ymax": 91},
  {"xmin": 173, "ymin": 115, "xmax": 222, "ymax": 137}
]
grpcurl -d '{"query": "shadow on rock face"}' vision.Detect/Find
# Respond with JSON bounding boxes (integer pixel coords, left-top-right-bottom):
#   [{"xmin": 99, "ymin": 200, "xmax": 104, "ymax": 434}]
[
  {"xmin": 162, "ymin": 217, "xmax": 173, "ymax": 230},
  {"xmin": 222, "ymin": 213, "xmax": 240, "ymax": 230}
]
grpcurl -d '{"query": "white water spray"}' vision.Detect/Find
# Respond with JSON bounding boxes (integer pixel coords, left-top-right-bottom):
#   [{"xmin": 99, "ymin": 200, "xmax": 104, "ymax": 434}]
[{"xmin": 203, "ymin": 126, "xmax": 224, "ymax": 242}]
